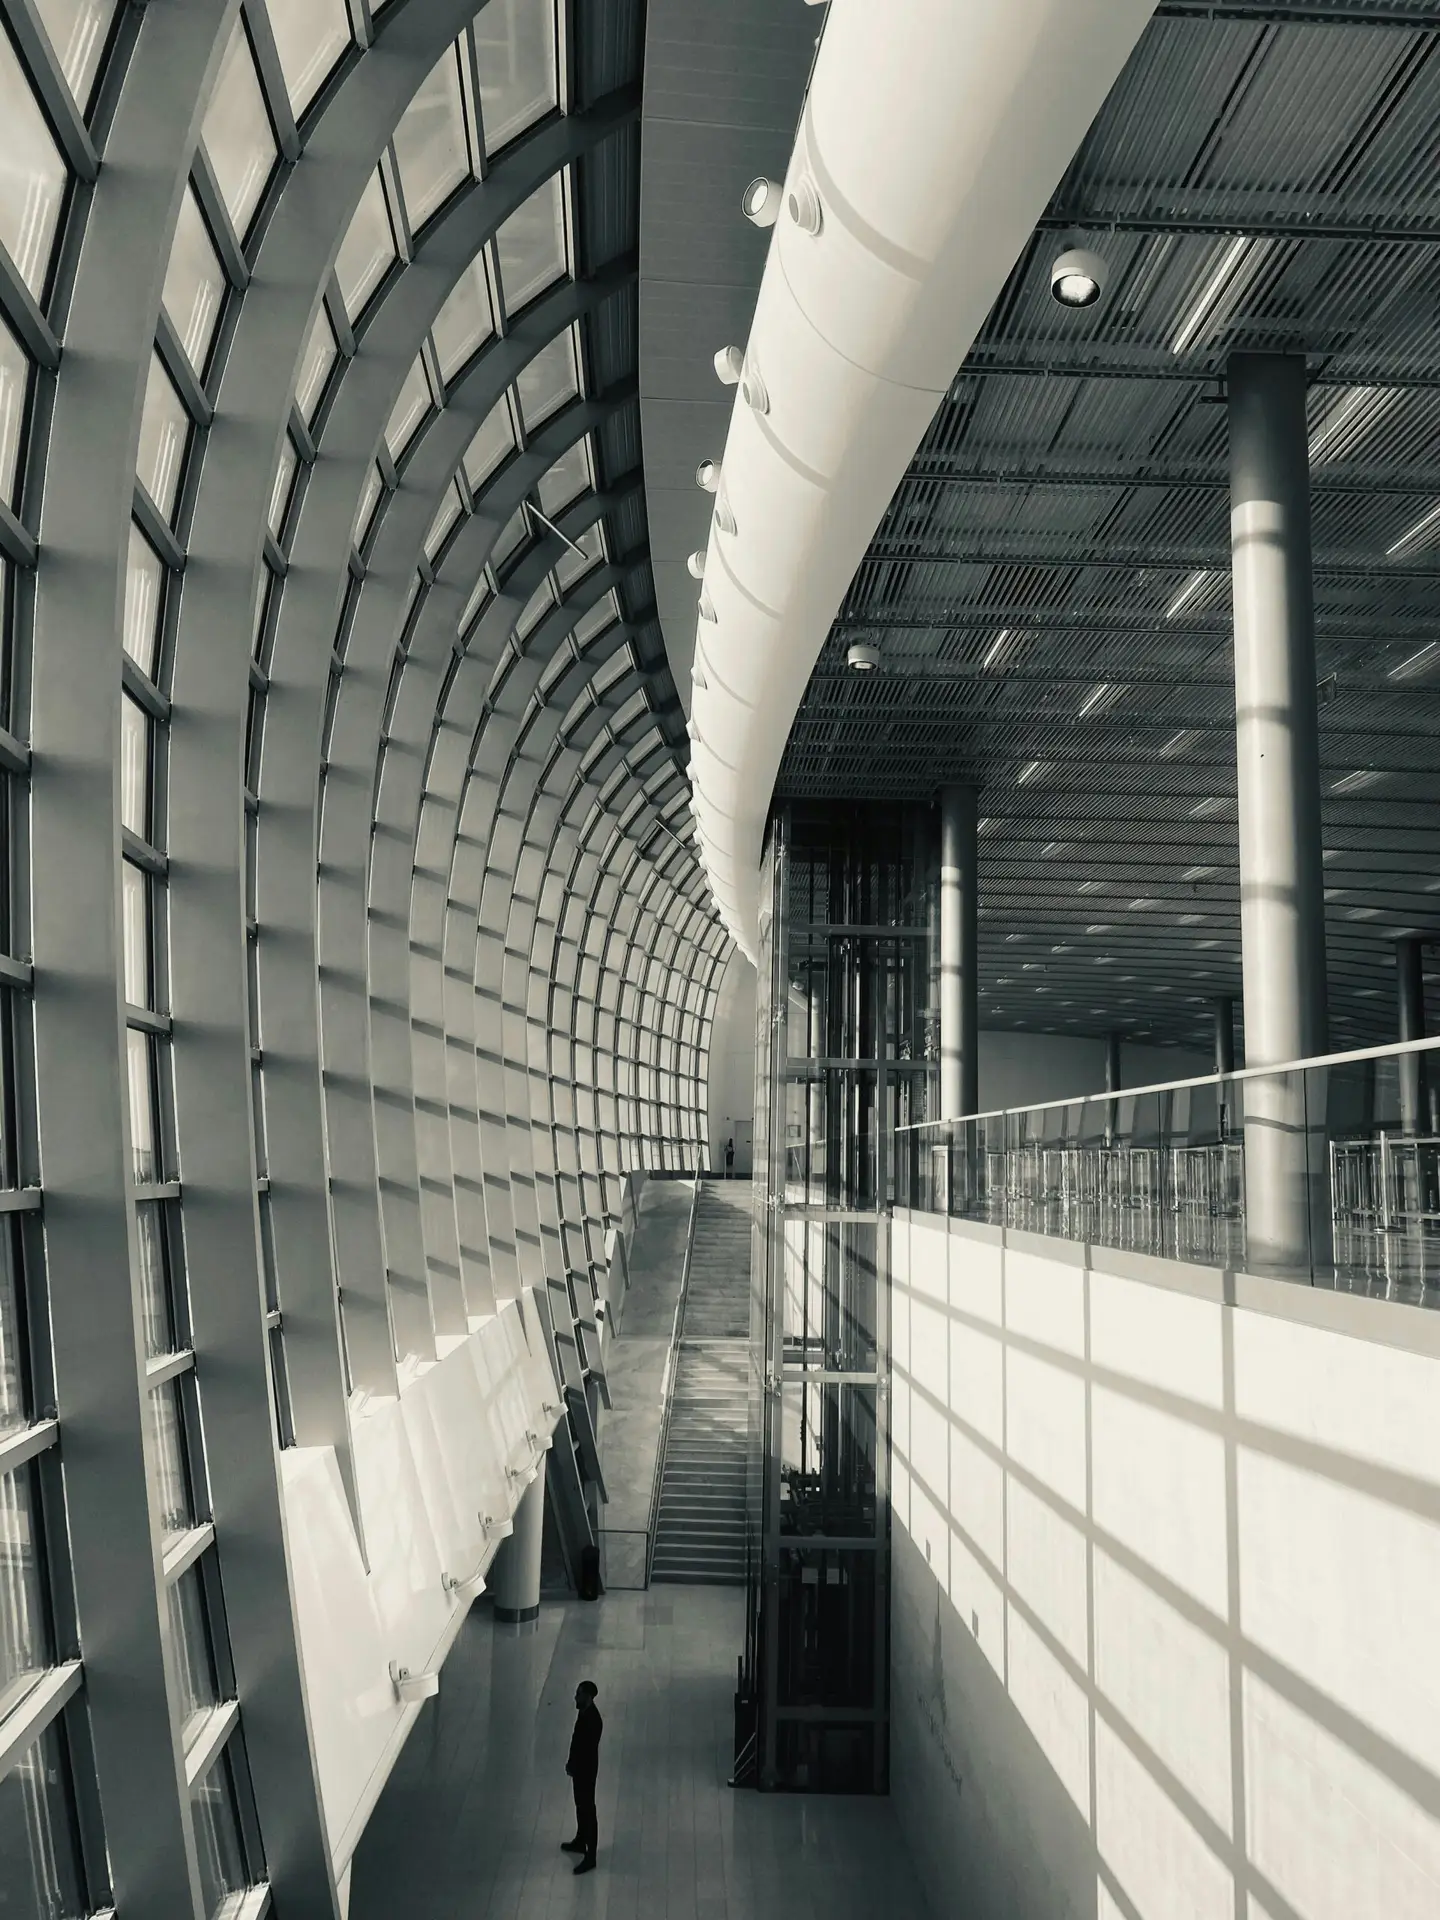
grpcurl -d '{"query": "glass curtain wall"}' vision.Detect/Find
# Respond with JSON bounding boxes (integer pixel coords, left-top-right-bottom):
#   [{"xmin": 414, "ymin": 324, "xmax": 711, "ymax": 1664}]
[{"xmin": 744, "ymin": 799, "xmax": 937, "ymax": 1793}]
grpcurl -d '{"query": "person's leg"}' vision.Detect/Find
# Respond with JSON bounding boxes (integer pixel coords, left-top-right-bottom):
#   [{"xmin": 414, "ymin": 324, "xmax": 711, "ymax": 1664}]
[
  {"xmin": 579, "ymin": 1781, "xmax": 598, "ymax": 1860},
  {"xmin": 561, "ymin": 1777, "xmax": 585, "ymax": 1850}
]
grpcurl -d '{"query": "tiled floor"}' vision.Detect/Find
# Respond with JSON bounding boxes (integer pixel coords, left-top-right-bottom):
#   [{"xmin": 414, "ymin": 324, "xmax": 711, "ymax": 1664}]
[{"xmin": 348, "ymin": 1585, "xmax": 930, "ymax": 1920}]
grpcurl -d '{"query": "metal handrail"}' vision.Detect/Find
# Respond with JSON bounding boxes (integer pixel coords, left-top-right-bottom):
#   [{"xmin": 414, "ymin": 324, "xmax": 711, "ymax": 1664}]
[
  {"xmin": 898, "ymin": 1031, "xmax": 1440, "ymax": 1134},
  {"xmin": 643, "ymin": 1174, "xmax": 702, "ymax": 1588}
]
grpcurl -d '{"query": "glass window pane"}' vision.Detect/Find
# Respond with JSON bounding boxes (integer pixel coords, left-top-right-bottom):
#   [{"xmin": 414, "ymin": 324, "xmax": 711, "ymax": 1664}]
[
  {"xmin": 267, "ymin": 0, "xmax": 352, "ymax": 116},
  {"xmin": 462, "ymin": 398, "xmax": 514, "ymax": 489},
  {"xmin": 0, "ymin": 23, "xmax": 67, "ymax": 303},
  {"xmin": 0, "ymin": 1463, "xmax": 49, "ymax": 1712},
  {"xmin": 353, "ymin": 463, "xmax": 382, "ymax": 547},
  {"xmin": 267, "ymin": 436, "xmax": 297, "ymax": 541},
  {"xmin": 495, "ymin": 171, "xmax": 566, "ymax": 317},
  {"xmin": 137, "ymin": 353, "xmax": 190, "ymax": 525},
  {"xmin": 493, "ymin": 504, "xmax": 527, "ymax": 572},
  {"xmin": 0, "ymin": 1715, "xmax": 88, "ymax": 1918},
  {"xmin": 424, "ymin": 482, "xmax": 462, "ymax": 561},
  {"xmin": 32, "ymin": 0, "xmax": 120, "ymax": 113},
  {"xmin": 0, "ymin": 317, "xmax": 28, "ymax": 513},
  {"xmin": 0, "ymin": 1224, "xmax": 25, "ymax": 1430},
  {"xmin": 334, "ymin": 169, "xmax": 395, "ymax": 321},
  {"xmin": 166, "ymin": 1560, "xmax": 218, "ymax": 1743},
  {"xmin": 392, "ymin": 44, "xmax": 470, "ymax": 234},
  {"xmin": 145, "ymin": 1378, "xmax": 192, "ymax": 1533},
  {"xmin": 476, "ymin": 0, "xmax": 557, "ymax": 156},
  {"xmin": 191, "ymin": 1744, "xmax": 249, "ymax": 1919},
  {"xmin": 162, "ymin": 186, "xmax": 226, "ymax": 379},
  {"xmin": 431, "ymin": 256, "xmax": 493, "ymax": 385},
  {"xmin": 201, "ymin": 16, "xmax": 277, "ymax": 242},
  {"xmin": 384, "ymin": 355, "xmax": 432, "ymax": 459},
  {"xmin": 538, "ymin": 439, "xmax": 589, "ymax": 517},
  {"xmin": 127, "ymin": 1027, "xmax": 157, "ymax": 1183},
  {"xmin": 122, "ymin": 857, "xmax": 149, "ymax": 1008},
  {"xmin": 556, "ymin": 523, "xmax": 601, "ymax": 590},
  {"xmin": 573, "ymin": 591, "xmax": 617, "ymax": 648},
  {"xmin": 516, "ymin": 329, "xmax": 578, "ymax": 432},
  {"xmin": 123, "ymin": 522, "xmax": 165, "ymax": 675},
  {"xmin": 294, "ymin": 302, "xmax": 337, "ymax": 425},
  {"xmin": 135, "ymin": 1198, "xmax": 173, "ymax": 1356},
  {"xmin": 120, "ymin": 691, "xmax": 149, "ymax": 837}
]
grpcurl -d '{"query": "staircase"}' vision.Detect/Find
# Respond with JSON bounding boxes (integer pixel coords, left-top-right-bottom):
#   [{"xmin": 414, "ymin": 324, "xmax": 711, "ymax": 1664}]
[{"xmin": 650, "ymin": 1181, "xmax": 752, "ymax": 1584}]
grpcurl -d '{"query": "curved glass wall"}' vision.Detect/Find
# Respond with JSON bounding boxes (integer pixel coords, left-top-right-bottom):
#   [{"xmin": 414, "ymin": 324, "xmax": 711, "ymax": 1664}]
[{"xmin": 0, "ymin": 1, "xmax": 721, "ymax": 1910}]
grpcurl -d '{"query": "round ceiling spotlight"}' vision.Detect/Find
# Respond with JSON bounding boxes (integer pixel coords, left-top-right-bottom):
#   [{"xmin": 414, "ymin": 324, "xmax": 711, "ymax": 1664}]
[
  {"xmin": 695, "ymin": 459, "xmax": 721, "ymax": 491},
  {"xmin": 713, "ymin": 344, "xmax": 743, "ymax": 385},
  {"xmin": 742, "ymin": 177, "xmax": 782, "ymax": 228},
  {"xmin": 847, "ymin": 641, "xmax": 882, "ymax": 673},
  {"xmin": 687, "ymin": 549, "xmax": 707, "ymax": 579},
  {"xmin": 1050, "ymin": 247, "xmax": 1108, "ymax": 308}
]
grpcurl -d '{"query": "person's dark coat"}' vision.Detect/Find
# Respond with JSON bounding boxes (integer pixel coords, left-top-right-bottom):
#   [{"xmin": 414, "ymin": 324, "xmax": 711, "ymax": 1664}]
[{"xmin": 567, "ymin": 1702, "xmax": 603, "ymax": 1782}]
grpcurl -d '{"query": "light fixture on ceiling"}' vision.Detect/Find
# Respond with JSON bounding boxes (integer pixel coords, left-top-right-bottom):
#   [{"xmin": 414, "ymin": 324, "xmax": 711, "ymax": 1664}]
[
  {"xmin": 695, "ymin": 459, "xmax": 721, "ymax": 491},
  {"xmin": 742, "ymin": 177, "xmax": 782, "ymax": 228},
  {"xmin": 847, "ymin": 641, "xmax": 881, "ymax": 672},
  {"xmin": 687, "ymin": 550, "xmax": 707, "ymax": 579},
  {"xmin": 714, "ymin": 493, "xmax": 737, "ymax": 536},
  {"xmin": 739, "ymin": 357, "xmax": 769, "ymax": 414},
  {"xmin": 1050, "ymin": 246, "xmax": 1108, "ymax": 309},
  {"xmin": 714, "ymin": 345, "xmax": 743, "ymax": 385},
  {"xmin": 1170, "ymin": 235, "xmax": 1262, "ymax": 356}
]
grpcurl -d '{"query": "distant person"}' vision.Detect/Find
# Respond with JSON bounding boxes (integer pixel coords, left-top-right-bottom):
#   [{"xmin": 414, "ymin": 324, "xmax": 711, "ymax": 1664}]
[
  {"xmin": 724, "ymin": 1136, "xmax": 735, "ymax": 1178},
  {"xmin": 561, "ymin": 1679, "xmax": 603, "ymax": 1874}
]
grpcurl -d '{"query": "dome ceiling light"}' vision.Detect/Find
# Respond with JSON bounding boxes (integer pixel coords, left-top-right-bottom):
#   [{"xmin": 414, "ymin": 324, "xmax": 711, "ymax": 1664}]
[
  {"xmin": 1049, "ymin": 246, "xmax": 1108, "ymax": 308},
  {"xmin": 847, "ymin": 641, "xmax": 882, "ymax": 672}
]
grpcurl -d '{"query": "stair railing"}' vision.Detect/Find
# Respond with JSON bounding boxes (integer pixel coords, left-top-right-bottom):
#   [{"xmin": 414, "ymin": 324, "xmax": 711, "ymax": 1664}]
[{"xmin": 644, "ymin": 1173, "xmax": 703, "ymax": 1586}]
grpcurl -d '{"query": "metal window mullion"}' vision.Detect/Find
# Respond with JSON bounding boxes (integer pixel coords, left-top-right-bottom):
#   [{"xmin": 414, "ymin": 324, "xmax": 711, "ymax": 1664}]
[
  {"xmin": 240, "ymin": 0, "xmax": 300, "ymax": 163},
  {"xmin": 189, "ymin": 147, "xmax": 250, "ymax": 294},
  {"xmin": 0, "ymin": 497, "xmax": 38, "ymax": 570},
  {"xmin": 0, "ymin": 1659, "xmax": 83, "ymax": 1781},
  {"xmin": 0, "ymin": 243, "xmax": 60, "ymax": 371},
  {"xmin": 153, "ymin": 309, "xmax": 214, "ymax": 429},
  {"xmin": 133, "ymin": 485, "xmax": 186, "ymax": 574},
  {"xmin": 1, "ymin": 0, "xmax": 99, "ymax": 180},
  {"xmin": 182, "ymin": 1695, "xmax": 240, "ymax": 1788},
  {"xmin": 160, "ymin": 1520, "xmax": 215, "ymax": 1586},
  {"xmin": 379, "ymin": 143, "xmax": 414, "ymax": 263}
]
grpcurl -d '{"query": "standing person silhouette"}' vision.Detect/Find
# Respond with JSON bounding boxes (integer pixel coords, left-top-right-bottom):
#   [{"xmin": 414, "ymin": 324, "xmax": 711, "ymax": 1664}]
[
  {"xmin": 561, "ymin": 1679, "xmax": 603, "ymax": 1874},
  {"xmin": 724, "ymin": 1136, "xmax": 735, "ymax": 1179}
]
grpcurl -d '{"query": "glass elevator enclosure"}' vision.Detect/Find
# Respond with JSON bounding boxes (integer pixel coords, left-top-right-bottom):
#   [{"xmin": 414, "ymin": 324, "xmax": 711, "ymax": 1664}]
[{"xmin": 741, "ymin": 801, "xmax": 938, "ymax": 1792}]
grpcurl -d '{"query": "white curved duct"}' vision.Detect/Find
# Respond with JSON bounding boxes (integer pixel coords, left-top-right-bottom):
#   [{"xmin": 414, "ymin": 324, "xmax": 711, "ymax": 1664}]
[{"xmin": 689, "ymin": 0, "xmax": 1158, "ymax": 960}]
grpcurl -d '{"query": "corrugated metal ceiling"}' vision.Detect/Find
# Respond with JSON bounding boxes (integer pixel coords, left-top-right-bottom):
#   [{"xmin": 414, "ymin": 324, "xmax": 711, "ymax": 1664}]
[{"xmin": 777, "ymin": 0, "xmax": 1440, "ymax": 1057}]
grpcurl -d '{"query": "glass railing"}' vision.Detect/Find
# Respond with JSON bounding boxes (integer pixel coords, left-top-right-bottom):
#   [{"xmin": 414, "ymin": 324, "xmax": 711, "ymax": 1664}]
[{"xmin": 897, "ymin": 1035, "xmax": 1440, "ymax": 1305}]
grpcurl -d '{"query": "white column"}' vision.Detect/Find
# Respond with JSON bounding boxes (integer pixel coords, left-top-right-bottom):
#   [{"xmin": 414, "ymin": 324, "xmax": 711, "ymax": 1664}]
[
  {"xmin": 939, "ymin": 786, "xmax": 978, "ymax": 1120},
  {"xmin": 1229, "ymin": 352, "xmax": 1329, "ymax": 1268}
]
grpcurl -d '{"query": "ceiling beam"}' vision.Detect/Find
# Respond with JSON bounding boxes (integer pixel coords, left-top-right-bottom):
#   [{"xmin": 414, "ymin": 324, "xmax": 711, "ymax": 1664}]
[
  {"xmin": 954, "ymin": 353, "xmax": 1440, "ymax": 391},
  {"xmin": 1155, "ymin": 1, "xmax": 1440, "ymax": 24},
  {"xmin": 859, "ymin": 540, "xmax": 1440, "ymax": 579},
  {"xmin": 1036, "ymin": 209, "xmax": 1440, "ymax": 243},
  {"xmin": 901, "ymin": 461, "xmax": 1440, "ymax": 497}
]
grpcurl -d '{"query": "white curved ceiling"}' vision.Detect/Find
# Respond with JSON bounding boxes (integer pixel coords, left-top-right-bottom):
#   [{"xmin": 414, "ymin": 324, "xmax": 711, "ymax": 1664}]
[{"xmin": 683, "ymin": 0, "xmax": 1161, "ymax": 959}]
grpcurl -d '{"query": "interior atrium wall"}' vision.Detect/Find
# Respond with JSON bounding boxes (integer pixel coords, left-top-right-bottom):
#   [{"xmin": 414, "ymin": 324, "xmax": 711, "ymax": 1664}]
[
  {"xmin": 0, "ymin": 3, "xmax": 725, "ymax": 1912},
  {"xmin": 890, "ymin": 1206, "xmax": 1440, "ymax": 1920},
  {"xmin": 706, "ymin": 945, "xmax": 756, "ymax": 1176},
  {"xmin": 976, "ymin": 1033, "xmax": 1212, "ymax": 1119}
]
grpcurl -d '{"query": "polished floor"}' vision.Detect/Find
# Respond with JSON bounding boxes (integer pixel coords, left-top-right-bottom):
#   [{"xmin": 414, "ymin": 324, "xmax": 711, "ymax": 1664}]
[{"xmin": 348, "ymin": 1585, "xmax": 930, "ymax": 1920}]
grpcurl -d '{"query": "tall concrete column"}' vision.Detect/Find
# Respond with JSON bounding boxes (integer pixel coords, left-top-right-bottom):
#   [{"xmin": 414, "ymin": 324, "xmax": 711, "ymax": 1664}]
[
  {"xmin": 1103, "ymin": 1031, "xmax": 1121, "ymax": 1148},
  {"xmin": 491, "ymin": 1456, "xmax": 547, "ymax": 1623},
  {"xmin": 1229, "ymin": 352, "xmax": 1329, "ymax": 1268},
  {"xmin": 1397, "ymin": 937, "xmax": 1427, "ymax": 1136},
  {"xmin": 1212, "ymin": 997, "xmax": 1236, "ymax": 1076},
  {"xmin": 939, "ymin": 786, "xmax": 979, "ymax": 1120}
]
